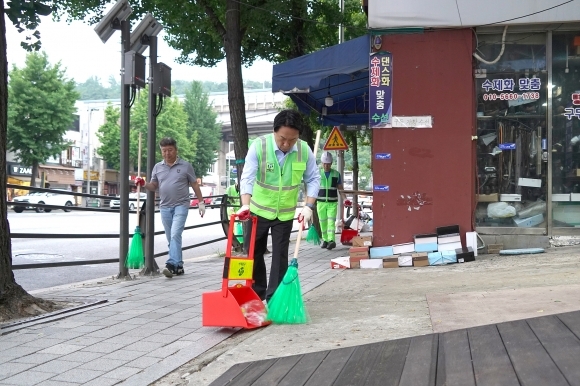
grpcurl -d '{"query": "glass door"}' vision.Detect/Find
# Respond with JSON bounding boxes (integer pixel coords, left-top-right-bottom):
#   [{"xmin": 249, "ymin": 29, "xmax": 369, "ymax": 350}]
[
  {"xmin": 475, "ymin": 32, "xmax": 548, "ymax": 234},
  {"xmin": 551, "ymin": 32, "xmax": 580, "ymax": 234}
]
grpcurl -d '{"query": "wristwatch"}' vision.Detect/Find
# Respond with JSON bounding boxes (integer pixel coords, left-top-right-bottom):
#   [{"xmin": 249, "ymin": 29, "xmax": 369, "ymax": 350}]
[{"xmin": 305, "ymin": 203, "xmax": 315, "ymax": 209}]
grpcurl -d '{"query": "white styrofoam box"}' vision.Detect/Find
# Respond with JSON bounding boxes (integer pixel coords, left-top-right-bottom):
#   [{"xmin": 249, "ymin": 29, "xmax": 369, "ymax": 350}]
[
  {"xmin": 330, "ymin": 257, "xmax": 350, "ymax": 269},
  {"xmin": 360, "ymin": 259, "xmax": 383, "ymax": 269},
  {"xmin": 552, "ymin": 194, "xmax": 571, "ymax": 202},
  {"xmin": 500, "ymin": 194, "xmax": 522, "ymax": 202},
  {"xmin": 392, "ymin": 242, "xmax": 415, "ymax": 254},
  {"xmin": 428, "ymin": 252, "xmax": 443, "ymax": 265},
  {"xmin": 398, "ymin": 255, "xmax": 413, "ymax": 267},
  {"xmin": 414, "ymin": 234, "xmax": 438, "ymax": 244},
  {"xmin": 415, "ymin": 243, "xmax": 438, "ymax": 253},
  {"xmin": 513, "ymin": 213, "xmax": 544, "ymax": 228},
  {"xmin": 438, "ymin": 234, "xmax": 461, "ymax": 244},
  {"xmin": 518, "ymin": 178, "xmax": 542, "ymax": 188},
  {"xmin": 466, "ymin": 231, "xmax": 478, "ymax": 257},
  {"xmin": 571, "ymin": 193, "xmax": 580, "ymax": 202},
  {"xmin": 438, "ymin": 241, "xmax": 462, "ymax": 252}
]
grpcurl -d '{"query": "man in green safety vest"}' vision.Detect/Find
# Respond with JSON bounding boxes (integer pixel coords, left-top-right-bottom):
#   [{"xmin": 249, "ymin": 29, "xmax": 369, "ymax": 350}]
[
  {"xmin": 236, "ymin": 109, "xmax": 320, "ymax": 302},
  {"xmin": 317, "ymin": 151, "xmax": 344, "ymax": 250}
]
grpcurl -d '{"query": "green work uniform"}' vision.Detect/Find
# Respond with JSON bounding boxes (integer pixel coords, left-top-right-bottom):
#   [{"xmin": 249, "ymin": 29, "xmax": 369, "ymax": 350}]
[{"xmin": 317, "ymin": 169, "xmax": 340, "ymax": 242}]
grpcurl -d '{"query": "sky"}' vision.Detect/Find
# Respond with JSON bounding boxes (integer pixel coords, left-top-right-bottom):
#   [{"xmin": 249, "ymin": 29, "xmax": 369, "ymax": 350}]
[{"xmin": 5, "ymin": 13, "xmax": 275, "ymax": 86}]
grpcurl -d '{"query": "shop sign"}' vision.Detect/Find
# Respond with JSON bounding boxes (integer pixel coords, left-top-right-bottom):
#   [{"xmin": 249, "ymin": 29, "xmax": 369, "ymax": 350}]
[
  {"xmin": 499, "ymin": 143, "xmax": 516, "ymax": 150},
  {"xmin": 392, "ymin": 116, "xmax": 433, "ymax": 128},
  {"xmin": 9, "ymin": 164, "xmax": 32, "ymax": 176},
  {"xmin": 481, "ymin": 77, "xmax": 541, "ymax": 104},
  {"xmin": 375, "ymin": 153, "xmax": 392, "ymax": 160},
  {"xmin": 374, "ymin": 185, "xmax": 390, "ymax": 192},
  {"xmin": 564, "ymin": 93, "xmax": 580, "ymax": 120},
  {"xmin": 369, "ymin": 52, "xmax": 393, "ymax": 128},
  {"xmin": 82, "ymin": 171, "xmax": 99, "ymax": 181}
]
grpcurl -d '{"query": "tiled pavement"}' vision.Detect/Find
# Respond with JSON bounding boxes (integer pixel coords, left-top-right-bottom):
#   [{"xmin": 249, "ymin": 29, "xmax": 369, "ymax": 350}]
[{"xmin": 0, "ymin": 241, "xmax": 346, "ymax": 386}]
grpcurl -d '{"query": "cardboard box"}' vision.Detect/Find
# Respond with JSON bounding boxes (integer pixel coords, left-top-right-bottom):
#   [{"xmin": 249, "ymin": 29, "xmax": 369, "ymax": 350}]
[
  {"xmin": 412, "ymin": 252, "xmax": 428, "ymax": 258},
  {"xmin": 455, "ymin": 247, "xmax": 475, "ymax": 263},
  {"xmin": 350, "ymin": 260, "xmax": 360, "ymax": 269},
  {"xmin": 500, "ymin": 194, "xmax": 522, "ymax": 202},
  {"xmin": 369, "ymin": 246, "xmax": 394, "ymax": 259},
  {"xmin": 518, "ymin": 178, "xmax": 542, "ymax": 188},
  {"xmin": 361, "ymin": 259, "xmax": 383, "ymax": 269},
  {"xmin": 513, "ymin": 213, "xmax": 544, "ymax": 228},
  {"xmin": 349, "ymin": 247, "xmax": 369, "ymax": 261},
  {"xmin": 393, "ymin": 242, "xmax": 415, "ymax": 254},
  {"xmin": 428, "ymin": 252, "xmax": 444, "ymax": 266},
  {"xmin": 383, "ymin": 257, "xmax": 398, "ymax": 268},
  {"xmin": 413, "ymin": 257, "xmax": 430, "ymax": 267},
  {"xmin": 552, "ymin": 194, "xmax": 571, "ymax": 202},
  {"xmin": 330, "ymin": 257, "xmax": 350, "ymax": 269},
  {"xmin": 398, "ymin": 255, "xmax": 413, "ymax": 267},
  {"xmin": 477, "ymin": 193, "xmax": 499, "ymax": 202},
  {"xmin": 352, "ymin": 236, "xmax": 373, "ymax": 247}
]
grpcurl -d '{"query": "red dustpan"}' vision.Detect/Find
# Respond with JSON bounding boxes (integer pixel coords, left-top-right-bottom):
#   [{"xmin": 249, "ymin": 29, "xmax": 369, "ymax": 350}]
[{"xmin": 202, "ymin": 215, "xmax": 270, "ymax": 329}]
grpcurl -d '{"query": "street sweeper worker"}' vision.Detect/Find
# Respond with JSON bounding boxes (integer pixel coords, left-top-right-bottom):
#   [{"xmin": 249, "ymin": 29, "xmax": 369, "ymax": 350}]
[
  {"xmin": 236, "ymin": 109, "xmax": 320, "ymax": 302},
  {"xmin": 135, "ymin": 137, "xmax": 205, "ymax": 278},
  {"xmin": 317, "ymin": 151, "xmax": 344, "ymax": 250}
]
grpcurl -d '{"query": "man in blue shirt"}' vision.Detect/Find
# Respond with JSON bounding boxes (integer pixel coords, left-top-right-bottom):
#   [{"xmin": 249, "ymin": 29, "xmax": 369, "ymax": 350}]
[{"xmin": 236, "ymin": 110, "xmax": 320, "ymax": 301}]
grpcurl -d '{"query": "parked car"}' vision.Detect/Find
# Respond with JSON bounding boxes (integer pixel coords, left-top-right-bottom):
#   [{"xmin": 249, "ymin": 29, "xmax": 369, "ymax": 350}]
[
  {"xmin": 109, "ymin": 192, "xmax": 147, "ymax": 210},
  {"xmin": 12, "ymin": 190, "xmax": 75, "ymax": 213}
]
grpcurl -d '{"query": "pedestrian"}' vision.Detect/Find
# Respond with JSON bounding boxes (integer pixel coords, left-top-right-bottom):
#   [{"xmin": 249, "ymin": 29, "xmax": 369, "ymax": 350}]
[
  {"xmin": 135, "ymin": 137, "xmax": 205, "ymax": 278},
  {"xmin": 236, "ymin": 109, "xmax": 320, "ymax": 302},
  {"xmin": 316, "ymin": 151, "xmax": 345, "ymax": 250}
]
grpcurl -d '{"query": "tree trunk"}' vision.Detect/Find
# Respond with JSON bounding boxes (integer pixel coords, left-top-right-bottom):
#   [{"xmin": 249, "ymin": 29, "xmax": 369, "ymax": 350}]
[
  {"xmin": 224, "ymin": 0, "xmax": 249, "ymax": 181},
  {"xmin": 0, "ymin": 1, "xmax": 55, "ymax": 322},
  {"xmin": 30, "ymin": 162, "xmax": 39, "ymax": 189}
]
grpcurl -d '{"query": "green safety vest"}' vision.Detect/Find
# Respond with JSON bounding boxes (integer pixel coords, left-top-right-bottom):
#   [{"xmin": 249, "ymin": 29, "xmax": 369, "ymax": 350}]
[
  {"xmin": 250, "ymin": 133, "xmax": 309, "ymax": 221},
  {"xmin": 317, "ymin": 169, "xmax": 340, "ymax": 202}
]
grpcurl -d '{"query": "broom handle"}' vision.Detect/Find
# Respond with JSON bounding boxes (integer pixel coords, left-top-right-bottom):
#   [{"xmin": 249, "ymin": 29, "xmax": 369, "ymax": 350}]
[
  {"xmin": 136, "ymin": 132, "xmax": 142, "ymax": 224},
  {"xmin": 294, "ymin": 130, "xmax": 322, "ymax": 260}
]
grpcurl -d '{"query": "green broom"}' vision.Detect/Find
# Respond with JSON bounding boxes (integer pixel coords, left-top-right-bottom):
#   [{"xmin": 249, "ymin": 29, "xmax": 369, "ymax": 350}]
[
  {"xmin": 126, "ymin": 132, "xmax": 144, "ymax": 269},
  {"xmin": 306, "ymin": 130, "xmax": 322, "ymax": 245},
  {"xmin": 266, "ymin": 222, "xmax": 308, "ymax": 324}
]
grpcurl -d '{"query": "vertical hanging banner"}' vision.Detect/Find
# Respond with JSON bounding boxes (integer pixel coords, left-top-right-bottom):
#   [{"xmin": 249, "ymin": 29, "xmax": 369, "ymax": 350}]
[{"xmin": 369, "ymin": 52, "xmax": 393, "ymax": 128}]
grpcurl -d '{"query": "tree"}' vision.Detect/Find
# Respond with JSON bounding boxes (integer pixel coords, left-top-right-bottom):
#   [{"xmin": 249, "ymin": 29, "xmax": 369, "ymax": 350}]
[
  {"xmin": 1, "ymin": 0, "xmax": 64, "ymax": 322},
  {"xmin": 183, "ymin": 81, "xmax": 221, "ymax": 178},
  {"xmin": 96, "ymin": 89, "xmax": 194, "ymax": 172},
  {"xmin": 7, "ymin": 51, "xmax": 79, "ymax": 188}
]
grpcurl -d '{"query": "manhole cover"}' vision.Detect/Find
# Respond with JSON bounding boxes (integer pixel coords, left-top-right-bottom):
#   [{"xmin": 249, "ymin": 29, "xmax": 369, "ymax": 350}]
[{"xmin": 15, "ymin": 253, "xmax": 64, "ymax": 260}]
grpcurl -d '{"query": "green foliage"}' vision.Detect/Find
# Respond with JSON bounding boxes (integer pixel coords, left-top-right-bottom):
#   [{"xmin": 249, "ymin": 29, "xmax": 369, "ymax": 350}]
[
  {"xmin": 5, "ymin": 0, "xmax": 53, "ymax": 51},
  {"xmin": 7, "ymin": 51, "xmax": 79, "ymax": 172},
  {"xmin": 96, "ymin": 89, "xmax": 193, "ymax": 171},
  {"xmin": 183, "ymin": 81, "xmax": 221, "ymax": 178},
  {"xmin": 76, "ymin": 76, "xmax": 120, "ymax": 100}
]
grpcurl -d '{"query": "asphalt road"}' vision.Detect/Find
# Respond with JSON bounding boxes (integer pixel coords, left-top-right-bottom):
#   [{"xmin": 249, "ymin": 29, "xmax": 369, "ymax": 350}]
[{"xmin": 8, "ymin": 205, "xmax": 229, "ymax": 292}]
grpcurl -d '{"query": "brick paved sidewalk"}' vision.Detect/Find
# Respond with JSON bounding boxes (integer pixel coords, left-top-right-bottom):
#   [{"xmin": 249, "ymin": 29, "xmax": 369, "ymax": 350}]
[{"xmin": 0, "ymin": 240, "xmax": 347, "ymax": 386}]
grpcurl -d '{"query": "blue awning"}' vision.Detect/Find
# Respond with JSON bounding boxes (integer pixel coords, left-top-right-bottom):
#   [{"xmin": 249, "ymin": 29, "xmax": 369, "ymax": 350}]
[{"xmin": 272, "ymin": 35, "xmax": 370, "ymax": 126}]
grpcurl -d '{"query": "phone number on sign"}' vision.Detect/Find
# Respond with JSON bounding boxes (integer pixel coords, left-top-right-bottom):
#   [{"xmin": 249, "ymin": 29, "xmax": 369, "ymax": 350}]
[{"xmin": 483, "ymin": 92, "xmax": 540, "ymax": 101}]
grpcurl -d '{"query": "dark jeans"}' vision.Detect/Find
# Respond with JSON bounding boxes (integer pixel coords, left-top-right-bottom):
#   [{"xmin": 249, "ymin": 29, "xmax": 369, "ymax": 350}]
[{"xmin": 244, "ymin": 214, "xmax": 293, "ymax": 301}]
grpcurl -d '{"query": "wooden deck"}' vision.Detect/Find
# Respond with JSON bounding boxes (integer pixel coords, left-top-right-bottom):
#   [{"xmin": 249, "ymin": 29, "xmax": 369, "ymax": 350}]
[{"xmin": 210, "ymin": 310, "xmax": 580, "ymax": 386}]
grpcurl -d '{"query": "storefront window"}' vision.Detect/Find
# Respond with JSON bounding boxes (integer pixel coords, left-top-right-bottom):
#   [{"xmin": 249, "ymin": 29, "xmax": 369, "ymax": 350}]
[
  {"xmin": 551, "ymin": 32, "xmax": 580, "ymax": 228},
  {"xmin": 474, "ymin": 33, "xmax": 547, "ymax": 229}
]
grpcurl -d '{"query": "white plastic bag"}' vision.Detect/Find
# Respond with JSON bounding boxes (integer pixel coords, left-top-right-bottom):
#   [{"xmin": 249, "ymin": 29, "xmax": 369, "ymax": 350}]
[
  {"xmin": 335, "ymin": 219, "xmax": 343, "ymax": 233},
  {"xmin": 487, "ymin": 202, "xmax": 516, "ymax": 218}
]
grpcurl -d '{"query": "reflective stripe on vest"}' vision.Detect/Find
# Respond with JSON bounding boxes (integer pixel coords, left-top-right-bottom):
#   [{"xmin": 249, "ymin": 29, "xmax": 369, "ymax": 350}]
[
  {"xmin": 317, "ymin": 169, "xmax": 340, "ymax": 202},
  {"xmin": 250, "ymin": 134, "xmax": 307, "ymax": 221}
]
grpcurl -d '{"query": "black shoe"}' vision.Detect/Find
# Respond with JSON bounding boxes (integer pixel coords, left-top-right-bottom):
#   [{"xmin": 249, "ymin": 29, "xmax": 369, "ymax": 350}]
[
  {"xmin": 163, "ymin": 264, "xmax": 176, "ymax": 278},
  {"xmin": 176, "ymin": 266, "xmax": 185, "ymax": 276},
  {"xmin": 321, "ymin": 241, "xmax": 328, "ymax": 249},
  {"xmin": 327, "ymin": 241, "xmax": 336, "ymax": 250}
]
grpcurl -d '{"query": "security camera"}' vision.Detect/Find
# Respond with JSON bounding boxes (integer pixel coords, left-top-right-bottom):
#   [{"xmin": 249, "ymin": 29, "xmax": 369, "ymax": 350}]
[
  {"xmin": 94, "ymin": 0, "xmax": 133, "ymax": 44},
  {"xmin": 130, "ymin": 14, "xmax": 163, "ymax": 55}
]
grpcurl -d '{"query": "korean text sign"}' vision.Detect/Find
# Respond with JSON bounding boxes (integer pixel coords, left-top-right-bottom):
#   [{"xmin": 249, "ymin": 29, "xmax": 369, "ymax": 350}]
[{"xmin": 369, "ymin": 52, "xmax": 392, "ymax": 128}]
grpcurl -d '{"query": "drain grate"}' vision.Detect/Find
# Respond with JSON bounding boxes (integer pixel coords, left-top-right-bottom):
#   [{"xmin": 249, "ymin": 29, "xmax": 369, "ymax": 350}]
[{"xmin": 0, "ymin": 298, "xmax": 121, "ymax": 335}]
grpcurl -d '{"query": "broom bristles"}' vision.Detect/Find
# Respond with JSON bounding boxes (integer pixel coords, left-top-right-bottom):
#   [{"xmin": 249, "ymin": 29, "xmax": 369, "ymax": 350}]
[
  {"xmin": 306, "ymin": 226, "xmax": 321, "ymax": 245},
  {"xmin": 266, "ymin": 259, "xmax": 308, "ymax": 324},
  {"xmin": 126, "ymin": 226, "xmax": 145, "ymax": 269}
]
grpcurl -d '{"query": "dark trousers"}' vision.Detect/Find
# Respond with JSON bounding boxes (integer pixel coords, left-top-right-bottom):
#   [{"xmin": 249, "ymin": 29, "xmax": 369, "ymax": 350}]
[{"xmin": 244, "ymin": 214, "xmax": 293, "ymax": 301}]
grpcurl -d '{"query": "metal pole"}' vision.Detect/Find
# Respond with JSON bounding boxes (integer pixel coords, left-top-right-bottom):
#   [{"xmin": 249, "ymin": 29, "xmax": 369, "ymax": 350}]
[
  {"xmin": 144, "ymin": 35, "xmax": 159, "ymax": 275},
  {"xmin": 118, "ymin": 20, "xmax": 131, "ymax": 278},
  {"xmin": 546, "ymin": 30, "xmax": 553, "ymax": 237},
  {"xmin": 337, "ymin": 0, "xmax": 345, "ymax": 221},
  {"xmin": 339, "ymin": 0, "xmax": 344, "ymax": 44},
  {"xmin": 86, "ymin": 109, "xmax": 91, "ymax": 204}
]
